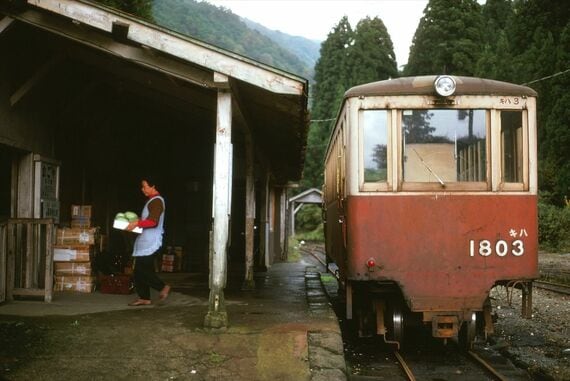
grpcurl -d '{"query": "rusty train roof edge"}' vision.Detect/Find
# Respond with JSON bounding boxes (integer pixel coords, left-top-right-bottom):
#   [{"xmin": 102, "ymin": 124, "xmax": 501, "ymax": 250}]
[{"xmin": 344, "ymin": 75, "xmax": 538, "ymax": 98}]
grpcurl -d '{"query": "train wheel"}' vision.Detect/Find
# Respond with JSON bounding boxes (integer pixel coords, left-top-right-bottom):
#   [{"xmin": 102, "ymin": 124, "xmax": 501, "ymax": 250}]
[
  {"xmin": 459, "ymin": 312, "xmax": 482, "ymax": 350},
  {"xmin": 385, "ymin": 302, "xmax": 405, "ymax": 347}
]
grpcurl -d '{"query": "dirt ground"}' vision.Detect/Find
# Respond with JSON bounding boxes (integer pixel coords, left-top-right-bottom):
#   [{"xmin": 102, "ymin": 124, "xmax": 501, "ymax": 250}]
[
  {"xmin": 0, "ymin": 257, "xmax": 342, "ymax": 381},
  {"xmin": 491, "ymin": 252, "xmax": 570, "ymax": 381}
]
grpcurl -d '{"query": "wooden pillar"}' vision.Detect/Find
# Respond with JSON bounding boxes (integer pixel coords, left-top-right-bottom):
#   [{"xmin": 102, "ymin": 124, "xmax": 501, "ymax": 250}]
[
  {"xmin": 205, "ymin": 73, "xmax": 232, "ymax": 329},
  {"xmin": 258, "ymin": 173, "xmax": 270, "ymax": 269},
  {"xmin": 279, "ymin": 188, "xmax": 287, "ymax": 260},
  {"xmin": 16, "ymin": 153, "xmax": 34, "ymax": 218},
  {"xmin": 268, "ymin": 186, "xmax": 276, "ymax": 265},
  {"xmin": 242, "ymin": 132, "xmax": 256, "ymax": 290}
]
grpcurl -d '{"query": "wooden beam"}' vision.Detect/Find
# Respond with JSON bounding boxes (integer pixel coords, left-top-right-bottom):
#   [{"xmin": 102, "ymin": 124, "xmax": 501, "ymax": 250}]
[
  {"xmin": 0, "ymin": 16, "xmax": 14, "ymax": 34},
  {"xmin": 12, "ymin": 8, "xmax": 216, "ymax": 90},
  {"xmin": 25, "ymin": 0, "xmax": 306, "ymax": 95},
  {"xmin": 10, "ymin": 55, "xmax": 62, "ymax": 107},
  {"xmin": 64, "ymin": 42, "xmax": 216, "ymax": 113}
]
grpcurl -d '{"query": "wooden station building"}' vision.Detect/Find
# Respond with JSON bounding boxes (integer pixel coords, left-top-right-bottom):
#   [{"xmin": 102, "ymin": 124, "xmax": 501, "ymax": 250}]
[{"xmin": 0, "ymin": 0, "xmax": 309, "ymax": 328}]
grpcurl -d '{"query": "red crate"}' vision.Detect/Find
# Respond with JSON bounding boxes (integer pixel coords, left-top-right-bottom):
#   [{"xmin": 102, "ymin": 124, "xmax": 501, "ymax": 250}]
[{"xmin": 99, "ymin": 274, "xmax": 133, "ymax": 294}]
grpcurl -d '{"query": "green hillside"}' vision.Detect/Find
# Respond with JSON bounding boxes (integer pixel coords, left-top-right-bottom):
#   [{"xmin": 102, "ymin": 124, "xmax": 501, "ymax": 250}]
[
  {"xmin": 242, "ymin": 18, "xmax": 320, "ymax": 78},
  {"xmin": 151, "ymin": 0, "xmax": 315, "ymax": 80}
]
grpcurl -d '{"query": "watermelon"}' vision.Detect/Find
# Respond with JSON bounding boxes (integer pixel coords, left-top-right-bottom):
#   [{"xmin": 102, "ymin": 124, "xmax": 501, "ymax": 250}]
[{"xmin": 124, "ymin": 211, "xmax": 139, "ymax": 222}]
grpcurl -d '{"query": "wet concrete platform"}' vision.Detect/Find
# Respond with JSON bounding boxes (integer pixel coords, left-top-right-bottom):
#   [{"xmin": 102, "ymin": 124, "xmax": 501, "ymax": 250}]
[{"xmin": 0, "ymin": 253, "xmax": 346, "ymax": 380}]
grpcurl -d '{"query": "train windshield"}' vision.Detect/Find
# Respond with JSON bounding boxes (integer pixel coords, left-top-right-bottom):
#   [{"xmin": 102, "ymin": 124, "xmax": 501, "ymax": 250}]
[{"xmin": 402, "ymin": 109, "xmax": 487, "ymax": 184}]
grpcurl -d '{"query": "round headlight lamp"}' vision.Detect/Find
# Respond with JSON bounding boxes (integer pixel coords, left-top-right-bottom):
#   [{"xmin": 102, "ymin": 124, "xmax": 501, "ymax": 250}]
[{"xmin": 434, "ymin": 75, "xmax": 456, "ymax": 97}]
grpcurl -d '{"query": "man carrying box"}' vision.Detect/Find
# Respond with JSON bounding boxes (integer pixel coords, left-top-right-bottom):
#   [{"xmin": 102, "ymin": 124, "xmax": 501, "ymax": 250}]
[{"xmin": 126, "ymin": 176, "xmax": 171, "ymax": 306}]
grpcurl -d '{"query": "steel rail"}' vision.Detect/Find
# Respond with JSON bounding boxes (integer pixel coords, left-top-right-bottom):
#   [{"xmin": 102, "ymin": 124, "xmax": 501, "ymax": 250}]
[
  {"xmin": 299, "ymin": 246, "xmax": 337, "ymax": 278},
  {"xmin": 394, "ymin": 351, "xmax": 416, "ymax": 381},
  {"xmin": 534, "ymin": 280, "xmax": 570, "ymax": 295},
  {"xmin": 468, "ymin": 350, "xmax": 509, "ymax": 381}
]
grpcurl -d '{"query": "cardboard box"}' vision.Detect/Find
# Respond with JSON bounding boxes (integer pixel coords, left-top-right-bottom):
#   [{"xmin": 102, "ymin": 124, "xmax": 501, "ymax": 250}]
[
  {"xmin": 55, "ymin": 261, "xmax": 92, "ymax": 276},
  {"xmin": 56, "ymin": 227, "xmax": 98, "ymax": 245},
  {"xmin": 71, "ymin": 216, "xmax": 91, "ymax": 228},
  {"xmin": 71, "ymin": 205, "xmax": 92, "ymax": 219},
  {"xmin": 54, "ymin": 275, "xmax": 95, "ymax": 293},
  {"xmin": 113, "ymin": 219, "xmax": 142, "ymax": 234},
  {"xmin": 53, "ymin": 245, "xmax": 92, "ymax": 262}
]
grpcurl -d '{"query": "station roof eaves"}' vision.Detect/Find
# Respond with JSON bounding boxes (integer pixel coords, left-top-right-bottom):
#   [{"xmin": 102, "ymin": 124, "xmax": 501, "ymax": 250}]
[
  {"xmin": 289, "ymin": 188, "xmax": 322, "ymax": 204},
  {"xmin": 1, "ymin": 0, "xmax": 310, "ymax": 181},
  {"xmin": 24, "ymin": 0, "xmax": 308, "ymax": 95}
]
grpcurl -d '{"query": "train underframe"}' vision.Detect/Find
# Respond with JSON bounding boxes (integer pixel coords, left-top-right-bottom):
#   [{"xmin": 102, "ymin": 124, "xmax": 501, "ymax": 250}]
[{"xmin": 344, "ymin": 279, "xmax": 534, "ymax": 350}]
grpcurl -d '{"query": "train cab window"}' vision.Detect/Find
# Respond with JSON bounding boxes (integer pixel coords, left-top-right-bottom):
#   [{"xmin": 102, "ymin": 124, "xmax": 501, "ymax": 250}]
[
  {"xmin": 402, "ymin": 109, "xmax": 487, "ymax": 188},
  {"xmin": 501, "ymin": 111, "xmax": 523, "ymax": 183},
  {"xmin": 362, "ymin": 110, "xmax": 389, "ymax": 183}
]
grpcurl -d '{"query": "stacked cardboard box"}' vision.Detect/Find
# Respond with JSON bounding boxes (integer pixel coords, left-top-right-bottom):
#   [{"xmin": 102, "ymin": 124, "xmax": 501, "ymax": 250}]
[
  {"xmin": 54, "ymin": 275, "xmax": 96, "ymax": 293},
  {"xmin": 161, "ymin": 246, "xmax": 184, "ymax": 272},
  {"xmin": 54, "ymin": 206, "xmax": 99, "ymax": 293},
  {"xmin": 71, "ymin": 205, "xmax": 92, "ymax": 228},
  {"xmin": 55, "ymin": 227, "xmax": 98, "ymax": 246}
]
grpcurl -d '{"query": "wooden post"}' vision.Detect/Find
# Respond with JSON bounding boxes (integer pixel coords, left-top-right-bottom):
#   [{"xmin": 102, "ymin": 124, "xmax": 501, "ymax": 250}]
[
  {"xmin": 242, "ymin": 132, "xmax": 256, "ymax": 290},
  {"xmin": 204, "ymin": 73, "xmax": 232, "ymax": 329},
  {"xmin": 44, "ymin": 222, "xmax": 53, "ymax": 302},
  {"xmin": 268, "ymin": 186, "xmax": 275, "ymax": 265},
  {"xmin": 258, "ymin": 173, "xmax": 270, "ymax": 269},
  {"xmin": 6, "ymin": 223, "xmax": 15, "ymax": 301},
  {"xmin": 0, "ymin": 224, "xmax": 6, "ymax": 303},
  {"xmin": 279, "ymin": 188, "xmax": 287, "ymax": 260}
]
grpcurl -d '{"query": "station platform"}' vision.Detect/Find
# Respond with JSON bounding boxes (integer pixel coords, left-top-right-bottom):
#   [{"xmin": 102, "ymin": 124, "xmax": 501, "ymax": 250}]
[{"xmin": 0, "ymin": 252, "xmax": 347, "ymax": 381}]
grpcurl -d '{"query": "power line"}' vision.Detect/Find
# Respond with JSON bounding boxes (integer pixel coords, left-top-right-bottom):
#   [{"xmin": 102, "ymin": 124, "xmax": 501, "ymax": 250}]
[{"xmin": 522, "ymin": 68, "xmax": 570, "ymax": 85}]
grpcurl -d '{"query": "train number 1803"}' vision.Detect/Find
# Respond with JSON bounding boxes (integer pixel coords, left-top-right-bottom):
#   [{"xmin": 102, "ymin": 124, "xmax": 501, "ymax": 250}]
[{"xmin": 469, "ymin": 239, "xmax": 524, "ymax": 257}]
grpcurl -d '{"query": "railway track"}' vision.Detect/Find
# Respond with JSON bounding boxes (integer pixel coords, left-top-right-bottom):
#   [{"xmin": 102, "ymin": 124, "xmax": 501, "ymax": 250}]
[
  {"xmin": 534, "ymin": 279, "xmax": 570, "ymax": 295},
  {"xmin": 298, "ymin": 245, "xmax": 532, "ymax": 381},
  {"xmin": 347, "ymin": 344, "xmax": 530, "ymax": 381}
]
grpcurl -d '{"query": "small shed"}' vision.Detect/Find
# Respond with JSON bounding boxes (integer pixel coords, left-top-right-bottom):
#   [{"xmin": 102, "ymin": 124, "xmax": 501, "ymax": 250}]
[
  {"xmin": 288, "ymin": 188, "xmax": 322, "ymax": 236},
  {"xmin": 0, "ymin": 0, "xmax": 309, "ymax": 328}
]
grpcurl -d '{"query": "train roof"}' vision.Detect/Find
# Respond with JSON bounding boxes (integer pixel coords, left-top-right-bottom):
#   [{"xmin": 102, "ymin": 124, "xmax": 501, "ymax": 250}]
[{"xmin": 344, "ymin": 75, "xmax": 538, "ymax": 98}]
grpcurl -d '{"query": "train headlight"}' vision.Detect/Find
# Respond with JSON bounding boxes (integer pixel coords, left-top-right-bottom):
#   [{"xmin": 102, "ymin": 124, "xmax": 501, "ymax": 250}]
[{"xmin": 434, "ymin": 75, "xmax": 456, "ymax": 97}]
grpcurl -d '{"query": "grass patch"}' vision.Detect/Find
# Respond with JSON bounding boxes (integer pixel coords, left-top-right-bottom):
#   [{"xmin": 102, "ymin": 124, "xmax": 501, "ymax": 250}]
[{"xmin": 287, "ymin": 236, "xmax": 302, "ymax": 262}]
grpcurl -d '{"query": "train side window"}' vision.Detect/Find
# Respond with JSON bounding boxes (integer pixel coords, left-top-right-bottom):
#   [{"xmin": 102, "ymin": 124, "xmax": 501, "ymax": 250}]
[
  {"xmin": 501, "ymin": 111, "xmax": 523, "ymax": 183},
  {"xmin": 401, "ymin": 109, "xmax": 487, "ymax": 187},
  {"xmin": 362, "ymin": 110, "xmax": 388, "ymax": 183}
]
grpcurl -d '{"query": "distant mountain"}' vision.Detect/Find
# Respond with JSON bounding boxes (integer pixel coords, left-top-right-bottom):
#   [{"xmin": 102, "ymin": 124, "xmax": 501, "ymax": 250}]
[
  {"xmin": 242, "ymin": 19, "xmax": 320, "ymax": 79},
  {"xmin": 151, "ymin": 0, "xmax": 317, "ymax": 81}
]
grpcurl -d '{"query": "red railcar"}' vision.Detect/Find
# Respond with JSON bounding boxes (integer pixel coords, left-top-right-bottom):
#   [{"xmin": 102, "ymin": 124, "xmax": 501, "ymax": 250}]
[{"xmin": 323, "ymin": 75, "xmax": 538, "ymax": 348}]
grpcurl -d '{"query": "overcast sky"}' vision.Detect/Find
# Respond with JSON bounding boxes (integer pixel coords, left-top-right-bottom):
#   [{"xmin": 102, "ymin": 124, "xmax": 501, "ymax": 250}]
[{"xmin": 204, "ymin": 0, "xmax": 428, "ymax": 67}]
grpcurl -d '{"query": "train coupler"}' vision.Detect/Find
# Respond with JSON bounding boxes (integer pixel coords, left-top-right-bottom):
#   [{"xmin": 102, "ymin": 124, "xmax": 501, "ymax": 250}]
[{"xmin": 431, "ymin": 315, "xmax": 459, "ymax": 338}]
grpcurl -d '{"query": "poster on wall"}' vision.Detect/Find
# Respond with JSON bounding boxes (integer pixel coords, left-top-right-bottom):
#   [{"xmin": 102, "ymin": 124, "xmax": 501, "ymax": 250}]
[{"xmin": 34, "ymin": 156, "xmax": 60, "ymax": 223}]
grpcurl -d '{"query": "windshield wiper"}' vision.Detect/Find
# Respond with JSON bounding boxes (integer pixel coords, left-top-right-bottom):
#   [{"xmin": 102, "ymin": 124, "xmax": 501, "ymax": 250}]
[{"xmin": 413, "ymin": 148, "xmax": 446, "ymax": 187}]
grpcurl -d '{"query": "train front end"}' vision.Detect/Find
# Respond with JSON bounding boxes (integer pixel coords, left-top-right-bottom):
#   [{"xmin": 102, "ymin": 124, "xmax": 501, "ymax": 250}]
[{"xmin": 323, "ymin": 76, "xmax": 538, "ymax": 347}]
